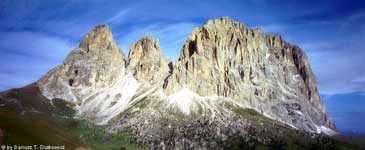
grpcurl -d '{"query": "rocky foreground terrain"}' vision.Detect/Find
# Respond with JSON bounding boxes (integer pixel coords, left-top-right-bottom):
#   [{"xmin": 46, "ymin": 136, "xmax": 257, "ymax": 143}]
[{"xmin": 0, "ymin": 17, "xmax": 361, "ymax": 149}]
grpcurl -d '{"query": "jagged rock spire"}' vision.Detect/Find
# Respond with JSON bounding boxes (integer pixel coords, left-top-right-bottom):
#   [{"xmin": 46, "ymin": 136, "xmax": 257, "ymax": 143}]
[
  {"xmin": 38, "ymin": 25, "xmax": 126, "ymax": 103},
  {"xmin": 79, "ymin": 25, "xmax": 119, "ymax": 52},
  {"xmin": 36, "ymin": 18, "xmax": 333, "ymax": 133},
  {"xmin": 164, "ymin": 17, "xmax": 334, "ymax": 131},
  {"xmin": 127, "ymin": 35, "xmax": 171, "ymax": 84}
]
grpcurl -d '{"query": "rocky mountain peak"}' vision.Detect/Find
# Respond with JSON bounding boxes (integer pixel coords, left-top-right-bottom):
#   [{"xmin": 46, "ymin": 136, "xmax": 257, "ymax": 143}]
[
  {"xmin": 164, "ymin": 17, "xmax": 334, "ymax": 131},
  {"xmin": 127, "ymin": 35, "xmax": 171, "ymax": 84},
  {"xmin": 34, "ymin": 18, "xmax": 334, "ymax": 134},
  {"xmin": 204, "ymin": 17, "xmax": 247, "ymax": 29},
  {"xmin": 79, "ymin": 25, "xmax": 119, "ymax": 52},
  {"xmin": 38, "ymin": 25, "xmax": 126, "ymax": 104},
  {"xmin": 130, "ymin": 35, "xmax": 159, "ymax": 52},
  {"xmin": 0, "ymin": 18, "xmax": 342, "ymax": 149}
]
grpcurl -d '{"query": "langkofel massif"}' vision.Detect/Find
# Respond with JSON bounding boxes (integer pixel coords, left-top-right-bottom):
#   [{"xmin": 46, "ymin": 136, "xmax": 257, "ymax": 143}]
[{"xmin": 1, "ymin": 17, "xmax": 352, "ymax": 150}]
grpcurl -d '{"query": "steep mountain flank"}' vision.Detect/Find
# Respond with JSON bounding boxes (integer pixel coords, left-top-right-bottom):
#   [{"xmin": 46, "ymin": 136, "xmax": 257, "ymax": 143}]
[
  {"xmin": 39, "ymin": 25, "xmax": 126, "ymax": 101},
  {"xmin": 127, "ymin": 35, "xmax": 171, "ymax": 84},
  {"xmin": 0, "ymin": 17, "xmax": 352, "ymax": 150},
  {"xmin": 164, "ymin": 17, "xmax": 334, "ymax": 132},
  {"xmin": 37, "ymin": 25, "xmax": 136, "ymax": 124}
]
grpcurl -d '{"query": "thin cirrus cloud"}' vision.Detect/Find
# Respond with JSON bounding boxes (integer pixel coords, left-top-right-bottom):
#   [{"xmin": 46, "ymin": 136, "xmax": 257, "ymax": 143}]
[
  {"xmin": 0, "ymin": 0, "xmax": 364, "ymax": 97},
  {"xmin": 258, "ymin": 9, "xmax": 365, "ymax": 95},
  {"xmin": 303, "ymin": 13, "xmax": 365, "ymax": 95},
  {"xmin": 105, "ymin": 8, "xmax": 133, "ymax": 26},
  {"xmin": 309, "ymin": 49, "xmax": 365, "ymax": 94},
  {"xmin": 322, "ymin": 92, "xmax": 365, "ymax": 134},
  {"xmin": 117, "ymin": 22, "xmax": 199, "ymax": 61},
  {"xmin": 0, "ymin": 31, "xmax": 75, "ymax": 90},
  {"xmin": 0, "ymin": 31, "xmax": 75, "ymax": 60},
  {"xmin": 352, "ymin": 76, "xmax": 365, "ymax": 83}
]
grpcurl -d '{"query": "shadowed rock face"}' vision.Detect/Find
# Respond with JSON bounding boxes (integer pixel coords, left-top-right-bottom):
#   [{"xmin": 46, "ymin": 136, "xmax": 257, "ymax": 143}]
[{"xmin": 164, "ymin": 17, "xmax": 335, "ymax": 131}]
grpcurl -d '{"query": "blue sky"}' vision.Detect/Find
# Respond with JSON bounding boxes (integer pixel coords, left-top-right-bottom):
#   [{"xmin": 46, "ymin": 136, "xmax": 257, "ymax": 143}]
[
  {"xmin": 0, "ymin": 0, "xmax": 364, "ymax": 134},
  {"xmin": 323, "ymin": 92, "xmax": 365, "ymax": 135}
]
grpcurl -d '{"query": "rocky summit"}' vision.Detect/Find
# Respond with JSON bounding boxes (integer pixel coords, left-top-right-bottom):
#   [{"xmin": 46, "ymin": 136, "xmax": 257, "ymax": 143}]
[
  {"xmin": 1, "ymin": 17, "xmax": 350, "ymax": 150},
  {"xmin": 38, "ymin": 25, "xmax": 132, "ymax": 124},
  {"xmin": 127, "ymin": 35, "xmax": 172, "ymax": 85},
  {"xmin": 164, "ymin": 17, "xmax": 334, "ymax": 132}
]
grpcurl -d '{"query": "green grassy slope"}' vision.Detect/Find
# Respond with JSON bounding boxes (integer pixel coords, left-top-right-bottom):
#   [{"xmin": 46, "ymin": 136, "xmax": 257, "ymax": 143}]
[{"xmin": 0, "ymin": 109, "xmax": 139, "ymax": 150}]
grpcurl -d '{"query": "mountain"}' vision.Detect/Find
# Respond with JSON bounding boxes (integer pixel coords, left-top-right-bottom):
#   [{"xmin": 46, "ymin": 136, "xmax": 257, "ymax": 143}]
[
  {"xmin": 164, "ymin": 17, "xmax": 334, "ymax": 132},
  {"xmin": 127, "ymin": 35, "xmax": 172, "ymax": 85},
  {"xmin": 0, "ymin": 17, "xmax": 360, "ymax": 149}
]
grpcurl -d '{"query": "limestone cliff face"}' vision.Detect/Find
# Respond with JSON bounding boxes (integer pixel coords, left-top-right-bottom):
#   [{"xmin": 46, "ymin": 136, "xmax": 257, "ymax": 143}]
[
  {"xmin": 38, "ymin": 25, "xmax": 125, "ymax": 101},
  {"xmin": 79, "ymin": 25, "xmax": 120, "ymax": 52},
  {"xmin": 35, "ymin": 18, "xmax": 334, "ymax": 133},
  {"xmin": 36, "ymin": 27, "xmax": 171, "ymax": 124},
  {"xmin": 0, "ymin": 20, "xmax": 343, "ymax": 149},
  {"xmin": 37, "ymin": 25, "xmax": 130, "ymax": 123},
  {"xmin": 164, "ymin": 17, "xmax": 334, "ymax": 131},
  {"xmin": 127, "ymin": 35, "xmax": 171, "ymax": 84}
]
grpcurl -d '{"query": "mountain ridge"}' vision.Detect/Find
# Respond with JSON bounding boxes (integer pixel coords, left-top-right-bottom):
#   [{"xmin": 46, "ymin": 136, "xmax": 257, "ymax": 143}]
[
  {"xmin": 0, "ymin": 17, "xmax": 349, "ymax": 150},
  {"xmin": 35, "ymin": 17, "xmax": 334, "ymax": 132},
  {"xmin": 164, "ymin": 17, "xmax": 334, "ymax": 131}
]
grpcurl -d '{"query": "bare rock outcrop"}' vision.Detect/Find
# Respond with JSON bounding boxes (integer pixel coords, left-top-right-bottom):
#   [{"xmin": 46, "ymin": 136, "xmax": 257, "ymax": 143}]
[
  {"xmin": 34, "ymin": 18, "xmax": 334, "ymax": 133},
  {"xmin": 38, "ymin": 25, "xmax": 126, "ymax": 106},
  {"xmin": 0, "ymin": 18, "xmax": 340, "ymax": 149},
  {"xmin": 164, "ymin": 17, "xmax": 334, "ymax": 131},
  {"xmin": 127, "ymin": 35, "xmax": 171, "ymax": 84},
  {"xmin": 79, "ymin": 25, "xmax": 119, "ymax": 52}
]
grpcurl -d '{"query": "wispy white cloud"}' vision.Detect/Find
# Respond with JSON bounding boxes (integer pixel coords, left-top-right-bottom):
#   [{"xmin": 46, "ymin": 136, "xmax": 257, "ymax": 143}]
[
  {"xmin": 352, "ymin": 76, "xmax": 365, "ymax": 83},
  {"xmin": 300, "ymin": 42, "xmax": 336, "ymax": 51},
  {"xmin": 257, "ymin": 14, "xmax": 365, "ymax": 95},
  {"xmin": 0, "ymin": 31, "xmax": 75, "ymax": 60},
  {"xmin": 0, "ymin": 72, "xmax": 39, "ymax": 90},
  {"xmin": 340, "ymin": 10, "xmax": 365, "ymax": 30},
  {"xmin": 359, "ymin": 93, "xmax": 365, "ymax": 97},
  {"xmin": 117, "ymin": 22, "xmax": 199, "ymax": 61},
  {"xmin": 0, "ymin": 0, "xmax": 364, "ymax": 96},
  {"xmin": 0, "ymin": 31, "xmax": 76, "ymax": 90},
  {"xmin": 106, "ymin": 8, "xmax": 132, "ymax": 25},
  {"xmin": 306, "ymin": 46, "xmax": 365, "ymax": 95},
  {"xmin": 0, "ymin": 52, "xmax": 59, "ymax": 90}
]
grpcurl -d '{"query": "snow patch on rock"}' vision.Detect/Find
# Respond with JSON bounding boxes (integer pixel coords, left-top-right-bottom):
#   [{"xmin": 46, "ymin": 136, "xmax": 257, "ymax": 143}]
[
  {"xmin": 167, "ymin": 88, "xmax": 197, "ymax": 114},
  {"xmin": 320, "ymin": 126, "xmax": 338, "ymax": 136}
]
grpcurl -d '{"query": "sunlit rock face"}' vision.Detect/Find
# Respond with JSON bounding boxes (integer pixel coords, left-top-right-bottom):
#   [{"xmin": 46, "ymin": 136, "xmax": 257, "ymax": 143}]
[
  {"xmin": 127, "ymin": 35, "xmax": 172, "ymax": 85},
  {"xmin": 36, "ymin": 17, "xmax": 334, "ymax": 134},
  {"xmin": 164, "ymin": 17, "xmax": 334, "ymax": 131},
  {"xmin": 39, "ymin": 25, "xmax": 126, "ymax": 101},
  {"xmin": 37, "ymin": 25, "xmax": 136, "ymax": 124}
]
